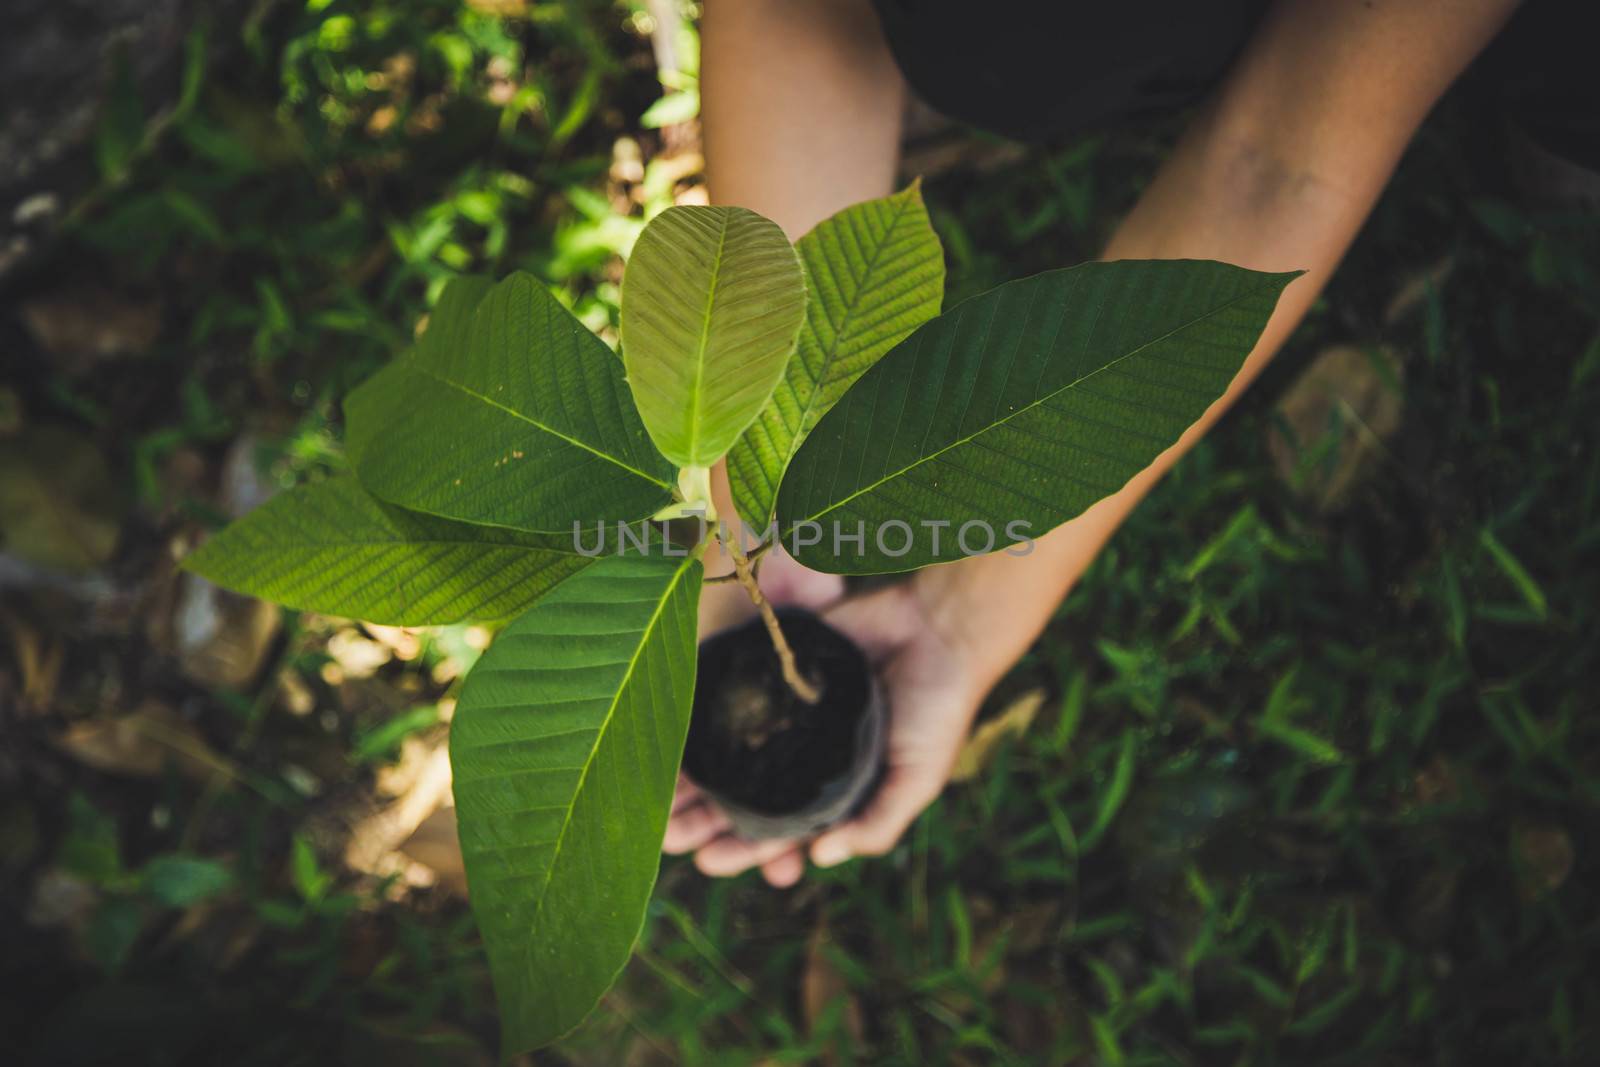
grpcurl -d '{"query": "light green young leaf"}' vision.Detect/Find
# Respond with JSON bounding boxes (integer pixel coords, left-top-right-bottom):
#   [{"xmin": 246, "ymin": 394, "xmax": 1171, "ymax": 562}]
[
  {"xmin": 620, "ymin": 205, "xmax": 805, "ymax": 467},
  {"xmin": 450, "ymin": 552, "xmax": 702, "ymax": 1054},
  {"xmin": 727, "ymin": 183, "xmax": 945, "ymax": 528},
  {"xmin": 348, "ymin": 272, "xmax": 674, "ymax": 533},
  {"xmin": 777, "ymin": 260, "xmax": 1298, "ymax": 573},
  {"xmin": 183, "ymin": 476, "xmax": 594, "ymax": 625}
]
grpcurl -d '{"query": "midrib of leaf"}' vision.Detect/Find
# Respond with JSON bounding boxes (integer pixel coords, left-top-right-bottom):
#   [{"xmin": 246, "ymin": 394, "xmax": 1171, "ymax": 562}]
[
  {"xmin": 784, "ymin": 194, "xmax": 915, "ymax": 483},
  {"xmin": 244, "ymin": 534, "xmax": 548, "ymax": 549},
  {"xmin": 685, "ymin": 212, "xmax": 730, "ymax": 464},
  {"xmin": 407, "ymin": 362, "xmax": 672, "ymax": 489},
  {"xmin": 791, "ymin": 277, "xmax": 1284, "ymax": 523},
  {"xmin": 512, "ymin": 554, "xmax": 697, "ymax": 981}
]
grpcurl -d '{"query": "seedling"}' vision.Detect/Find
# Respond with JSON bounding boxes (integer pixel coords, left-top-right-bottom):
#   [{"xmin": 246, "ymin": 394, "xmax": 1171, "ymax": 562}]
[{"xmin": 186, "ymin": 183, "xmax": 1294, "ymax": 1054}]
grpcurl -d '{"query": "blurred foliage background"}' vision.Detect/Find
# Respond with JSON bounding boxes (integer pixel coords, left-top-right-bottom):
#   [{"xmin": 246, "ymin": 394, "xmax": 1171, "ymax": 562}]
[{"xmin": 1, "ymin": 1, "xmax": 1597, "ymax": 1064}]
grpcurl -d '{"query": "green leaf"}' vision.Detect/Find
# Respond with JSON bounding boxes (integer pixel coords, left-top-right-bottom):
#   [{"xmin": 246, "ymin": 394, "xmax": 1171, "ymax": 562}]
[
  {"xmin": 290, "ymin": 834, "xmax": 330, "ymax": 903},
  {"xmin": 59, "ymin": 793, "xmax": 122, "ymax": 884},
  {"xmin": 1259, "ymin": 722, "xmax": 1345, "ymax": 764},
  {"xmin": 620, "ymin": 206, "xmax": 805, "ymax": 467},
  {"xmin": 451, "ymin": 552, "xmax": 702, "ymax": 1054},
  {"xmin": 95, "ymin": 53, "xmax": 145, "ymax": 180},
  {"xmin": 777, "ymin": 260, "xmax": 1297, "ymax": 572},
  {"xmin": 640, "ymin": 89, "xmax": 698, "ymax": 129},
  {"xmin": 727, "ymin": 183, "xmax": 945, "ymax": 527},
  {"xmin": 348, "ymin": 272, "xmax": 674, "ymax": 533},
  {"xmin": 1080, "ymin": 729, "xmax": 1137, "ymax": 852},
  {"xmin": 140, "ymin": 855, "xmax": 234, "ymax": 907},
  {"xmin": 1478, "ymin": 528, "xmax": 1548, "ymax": 620},
  {"xmin": 183, "ymin": 476, "xmax": 594, "ymax": 625},
  {"xmin": 86, "ymin": 897, "xmax": 144, "ymax": 975},
  {"xmin": 418, "ymin": 274, "xmax": 496, "ymax": 364},
  {"xmin": 352, "ymin": 704, "xmax": 443, "ymax": 765}
]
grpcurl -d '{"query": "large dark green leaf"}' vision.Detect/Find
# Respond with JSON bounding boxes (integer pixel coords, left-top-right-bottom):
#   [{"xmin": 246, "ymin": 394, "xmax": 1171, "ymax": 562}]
[
  {"xmin": 182, "ymin": 476, "xmax": 593, "ymax": 624},
  {"xmin": 727, "ymin": 183, "xmax": 945, "ymax": 528},
  {"xmin": 417, "ymin": 274, "xmax": 495, "ymax": 364},
  {"xmin": 451, "ymin": 552, "xmax": 702, "ymax": 1053},
  {"xmin": 776, "ymin": 260, "xmax": 1298, "ymax": 573},
  {"xmin": 620, "ymin": 206, "xmax": 805, "ymax": 468},
  {"xmin": 348, "ymin": 272, "xmax": 674, "ymax": 533}
]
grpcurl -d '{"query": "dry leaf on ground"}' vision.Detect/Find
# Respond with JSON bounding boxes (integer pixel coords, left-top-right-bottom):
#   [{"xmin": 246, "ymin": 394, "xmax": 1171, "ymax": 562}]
[
  {"xmin": 1266, "ymin": 344, "xmax": 1405, "ymax": 513},
  {"xmin": 0, "ymin": 424, "xmax": 122, "ymax": 574},
  {"xmin": 801, "ymin": 917, "xmax": 864, "ymax": 1056},
  {"xmin": 951, "ymin": 688, "xmax": 1048, "ymax": 783},
  {"xmin": 1, "ymin": 609, "xmax": 64, "ymax": 713},
  {"xmin": 54, "ymin": 700, "xmax": 237, "ymax": 783}
]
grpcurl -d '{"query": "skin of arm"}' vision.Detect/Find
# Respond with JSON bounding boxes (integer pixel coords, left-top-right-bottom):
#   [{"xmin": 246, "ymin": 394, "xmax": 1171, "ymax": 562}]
[{"xmin": 669, "ymin": 0, "xmax": 1521, "ymax": 885}]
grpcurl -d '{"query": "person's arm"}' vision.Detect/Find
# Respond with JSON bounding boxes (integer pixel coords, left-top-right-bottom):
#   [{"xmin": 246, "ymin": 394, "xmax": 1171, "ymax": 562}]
[
  {"xmin": 694, "ymin": 0, "xmax": 907, "ymax": 646},
  {"xmin": 803, "ymin": 0, "xmax": 1522, "ymax": 869},
  {"xmin": 664, "ymin": 0, "xmax": 909, "ymax": 885},
  {"xmin": 673, "ymin": 0, "xmax": 1520, "ymax": 884},
  {"xmin": 700, "ymin": 0, "xmax": 905, "ymax": 237}
]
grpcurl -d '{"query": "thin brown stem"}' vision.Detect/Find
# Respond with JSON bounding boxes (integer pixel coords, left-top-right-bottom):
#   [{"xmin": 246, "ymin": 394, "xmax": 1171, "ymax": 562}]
[{"xmin": 720, "ymin": 529, "xmax": 821, "ymax": 704}]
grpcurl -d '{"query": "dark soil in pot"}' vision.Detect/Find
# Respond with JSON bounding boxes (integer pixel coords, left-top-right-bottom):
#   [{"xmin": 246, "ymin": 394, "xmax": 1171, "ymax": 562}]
[{"xmin": 682, "ymin": 608, "xmax": 885, "ymax": 840}]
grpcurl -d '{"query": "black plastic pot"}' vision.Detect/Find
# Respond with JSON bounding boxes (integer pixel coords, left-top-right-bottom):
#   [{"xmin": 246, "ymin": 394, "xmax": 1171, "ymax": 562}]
[{"xmin": 682, "ymin": 609, "xmax": 885, "ymax": 840}]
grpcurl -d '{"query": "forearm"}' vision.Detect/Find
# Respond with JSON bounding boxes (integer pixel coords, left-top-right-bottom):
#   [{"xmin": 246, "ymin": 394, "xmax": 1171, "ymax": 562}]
[
  {"xmin": 921, "ymin": 104, "xmax": 1369, "ymax": 676},
  {"xmin": 702, "ymin": 0, "xmax": 904, "ymax": 237},
  {"xmin": 921, "ymin": 0, "xmax": 1519, "ymax": 689},
  {"xmin": 698, "ymin": 0, "xmax": 905, "ymax": 621}
]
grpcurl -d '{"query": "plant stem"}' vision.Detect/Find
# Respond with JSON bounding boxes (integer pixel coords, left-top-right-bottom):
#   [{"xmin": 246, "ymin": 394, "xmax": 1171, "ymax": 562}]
[{"xmin": 720, "ymin": 530, "xmax": 821, "ymax": 705}]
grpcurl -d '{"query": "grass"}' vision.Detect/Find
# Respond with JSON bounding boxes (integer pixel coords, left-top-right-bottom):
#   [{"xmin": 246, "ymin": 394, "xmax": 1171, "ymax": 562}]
[{"xmin": 2, "ymin": 1, "xmax": 1597, "ymax": 1064}]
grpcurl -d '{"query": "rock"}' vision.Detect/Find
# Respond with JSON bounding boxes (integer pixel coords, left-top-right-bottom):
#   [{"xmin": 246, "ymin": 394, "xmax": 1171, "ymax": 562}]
[
  {"xmin": 26, "ymin": 868, "xmax": 99, "ymax": 931},
  {"xmin": 398, "ymin": 807, "xmax": 467, "ymax": 896},
  {"xmin": 19, "ymin": 286, "xmax": 162, "ymax": 369},
  {"xmin": 172, "ymin": 572, "xmax": 279, "ymax": 688},
  {"xmin": 218, "ymin": 434, "xmax": 275, "ymax": 518}
]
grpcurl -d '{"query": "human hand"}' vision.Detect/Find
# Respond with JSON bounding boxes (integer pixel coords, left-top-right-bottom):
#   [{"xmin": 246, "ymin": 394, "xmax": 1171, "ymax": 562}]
[{"xmin": 666, "ymin": 573, "xmax": 989, "ymax": 887}]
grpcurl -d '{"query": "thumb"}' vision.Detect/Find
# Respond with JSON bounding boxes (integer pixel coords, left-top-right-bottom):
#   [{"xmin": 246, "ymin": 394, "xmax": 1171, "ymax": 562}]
[{"xmin": 809, "ymin": 761, "xmax": 946, "ymax": 866}]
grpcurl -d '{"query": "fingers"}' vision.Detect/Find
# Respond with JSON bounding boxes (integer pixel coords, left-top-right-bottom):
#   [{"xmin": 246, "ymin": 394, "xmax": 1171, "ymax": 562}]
[
  {"xmin": 663, "ymin": 802, "xmax": 731, "ymax": 854},
  {"xmin": 669, "ymin": 775, "xmax": 808, "ymax": 884},
  {"xmin": 671, "ymin": 775, "xmax": 701, "ymax": 813},
  {"xmin": 810, "ymin": 763, "xmax": 944, "ymax": 867},
  {"xmin": 759, "ymin": 850, "xmax": 805, "ymax": 888},
  {"xmin": 694, "ymin": 834, "xmax": 803, "ymax": 879}
]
